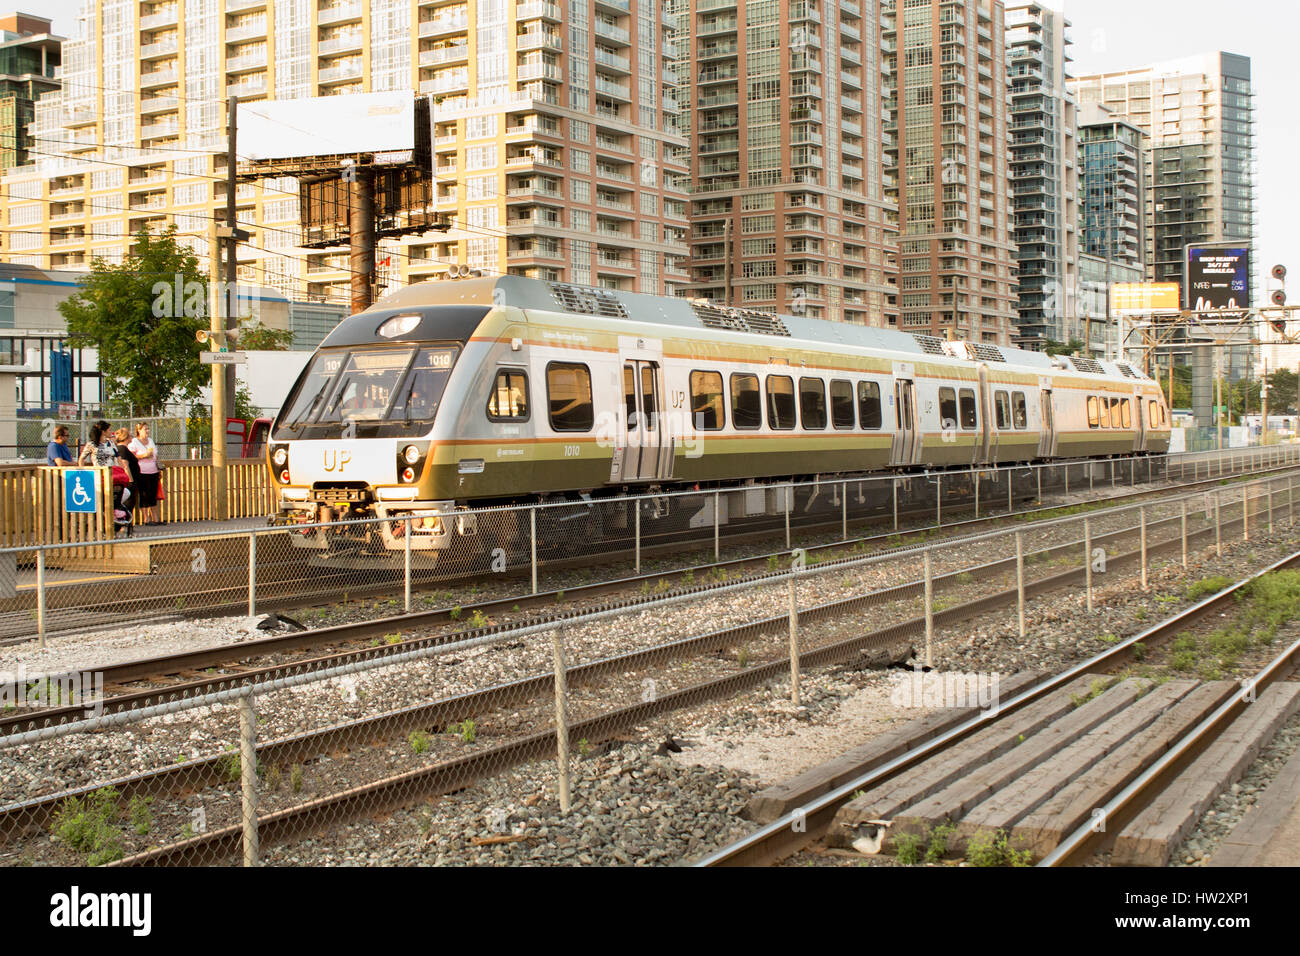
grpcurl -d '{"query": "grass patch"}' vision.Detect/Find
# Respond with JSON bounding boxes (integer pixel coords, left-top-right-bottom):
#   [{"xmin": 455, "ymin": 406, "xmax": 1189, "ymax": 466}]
[
  {"xmin": 409, "ymin": 730, "xmax": 431, "ymax": 754},
  {"xmin": 1186, "ymin": 576, "xmax": 1233, "ymax": 602},
  {"xmin": 965, "ymin": 830, "xmax": 1033, "ymax": 867},
  {"xmin": 893, "ymin": 831, "xmax": 924, "ymax": 865},
  {"xmin": 50, "ymin": 787, "xmax": 123, "ymax": 866}
]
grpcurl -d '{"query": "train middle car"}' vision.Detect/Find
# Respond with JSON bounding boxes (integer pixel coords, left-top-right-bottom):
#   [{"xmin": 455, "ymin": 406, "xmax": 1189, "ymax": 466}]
[{"xmin": 266, "ymin": 276, "xmax": 1171, "ymax": 560}]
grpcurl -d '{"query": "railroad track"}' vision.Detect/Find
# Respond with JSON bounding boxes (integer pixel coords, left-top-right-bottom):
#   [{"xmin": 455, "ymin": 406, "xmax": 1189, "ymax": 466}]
[
  {"xmin": 0, "ymin": 478, "xmax": 1288, "ymax": 864},
  {"xmin": 4, "ymin": 466, "xmax": 1289, "ymax": 736},
  {"xmin": 7, "ymin": 451, "xmax": 1294, "ymax": 646},
  {"xmin": 696, "ymin": 551, "xmax": 1300, "ymax": 867}
]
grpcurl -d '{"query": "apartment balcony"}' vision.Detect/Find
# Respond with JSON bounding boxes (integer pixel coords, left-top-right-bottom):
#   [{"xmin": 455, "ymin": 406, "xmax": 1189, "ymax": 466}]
[
  {"xmin": 140, "ymin": 9, "xmax": 179, "ymax": 30},
  {"xmin": 509, "ymin": 240, "xmax": 564, "ymax": 260},
  {"xmin": 506, "ymin": 210, "xmax": 563, "ymax": 229},
  {"xmin": 138, "ymin": 94, "xmax": 179, "ymax": 116},
  {"xmin": 594, "ymin": 0, "xmax": 630, "ymax": 11},
  {"xmin": 594, "ymin": 75, "xmax": 630, "ymax": 101},
  {"xmin": 505, "ymin": 151, "xmax": 563, "ymax": 170},
  {"xmin": 516, "ymin": 31, "xmax": 562, "ymax": 54},
  {"xmin": 697, "ymin": 40, "xmax": 737, "ymax": 60},
  {"xmin": 419, "ymin": 13, "xmax": 469, "ymax": 38},
  {"xmin": 841, "ymin": 22, "xmax": 860, "ymax": 42},
  {"xmin": 593, "ymin": 18, "xmax": 631, "ymax": 44},
  {"xmin": 517, "ymin": 2, "xmax": 562, "ymax": 23},
  {"xmin": 225, "ymin": 21, "xmax": 267, "ymax": 43},
  {"xmin": 140, "ymin": 68, "xmax": 179, "ymax": 89},
  {"xmin": 695, "ymin": 17, "xmax": 736, "ymax": 37},
  {"xmin": 227, "ymin": 0, "xmax": 267, "ymax": 10},
  {"xmin": 517, "ymin": 60, "xmax": 562, "ymax": 82},
  {"xmin": 140, "ymin": 120, "xmax": 180, "ymax": 139},
  {"xmin": 139, "ymin": 37, "xmax": 179, "ymax": 60},
  {"xmin": 227, "ymin": 74, "xmax": 267, "ymax": 97},
  {"xmin": 506, "ymin": 183, "xmax": 562, "ymax": 202},
  {"xmin": 319, "ymin": 33, "xmax": 364, "ymax": 54},
  {"xmin": 317, "ymin": 2, "xmax": 362, "ymax": 25},
  {"xmin": 789, "ymin": 2, "xmax": 820, "ymax": 23},
  {"xmin": 226, "ymin": 50, "xmax": 268, "ymax": 73},
  {"xmin": 320, "ymin": 61, "xmax": 364, "ymax": 83}
]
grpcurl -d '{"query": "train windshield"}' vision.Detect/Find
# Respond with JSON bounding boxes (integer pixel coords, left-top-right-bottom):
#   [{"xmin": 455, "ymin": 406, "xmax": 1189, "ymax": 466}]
[{"xmin": 275, "ymin": 346, "xmax": 459, "ymax": 439}]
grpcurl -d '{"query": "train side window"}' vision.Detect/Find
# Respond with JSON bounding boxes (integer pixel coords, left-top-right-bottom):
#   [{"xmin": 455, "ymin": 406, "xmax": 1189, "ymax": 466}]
[
  {"xmin": 487, "ymin": 368, "xmax": 529, "ymax": 422},
  {"xmin": 1087, "ymin": 396, "xmax": 1100, "ymax": 429},
  {"xmin": 689, "ymin": 370, "xmax": 725, "ymax": 431},
  {"xmin": 1149, "ymin": 401, "xmax": 1158, "ymax": 429},
  {"xmin": 766, "ymin": 374, "xmax": 796, "ymax": 430},
  {"xmin": 730, "ymin": 373, "xmax": 762, "ymax": 429},
  {"xmin": 959, "ymin": 388, "xmax": 977, "ymax": 430},
  {"xmin": 830, "ymin": 379, "xmax": 855, "ymax": 429},
  {"xmin": 939, "ymin": 387, "xmax": 958, "ymax": 429},
  {"xmin": 1120, "ymin": 398, "xmax": 1132, "ymax": 429},
  {"xmin": 994, "ymin": 390, "xmax": 1010, "ymax": 429},
  {"xmin": 1161, "ymin": 404, "xmax": 1167, "ymax": 426},
  {"xmin": 546, "ymin": 362, "xmax": 594, "ymax": 432},
  {"xmin": 1110, "ymin": 397, "xmax": 1122, "ymax": 429},
  {"xmin": 799, "ymin": 377, "xmax": 828, "ymax": 430},
  {"xmin": 1100, "ymin": 396, "xmax": 1113, "ymax": 428},
  {"xmin": 858, "ymin": 381, "xmax": 883, "ymax": 429},
  {"xmin": 1012, "ymin": 391, "xmax": 1028, "ymax": 429}
]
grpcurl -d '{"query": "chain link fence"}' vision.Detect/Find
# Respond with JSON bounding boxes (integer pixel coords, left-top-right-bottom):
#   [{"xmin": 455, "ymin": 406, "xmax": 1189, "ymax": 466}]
[
  {"xmin": 0, "ymin": 469, "xmax": 1294, "ymax": 866},
  {"xmin": 2, "ymin": 446, "xmax": 1298, "ymax": 646}
]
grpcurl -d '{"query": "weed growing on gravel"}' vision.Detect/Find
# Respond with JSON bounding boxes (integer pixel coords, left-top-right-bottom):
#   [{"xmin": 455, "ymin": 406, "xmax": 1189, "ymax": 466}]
[
  {"xmin": 555, "ymin": 591, "xmax": 565, "ymax": 603},
  {"xmin": 1132, "ymin": 642, "xmax": 1147, "ymax": 661},
  {"xmin": 223, "ymin": 750, "xmax": 241, "ymax": 783},
  {"xmin": 409, "ymin": 730, "xmax": 431, "ymax": 754},
  {"xmin": 956, "ymin": 572, "xmax": 973, "ymax": 585},
  {"xmin": 264, "ymin": 764, "xmax": 282, "ymax": 791},
  {"xmin": 129, "ymin": 796, "xmax": 153, "ymax": 836},
  {"xmin": 1186, "ymin": 576, "xmax": 1233, "ymax": 602},
  {"xmin": 640, "ymin": 581, "xmax": 652, "ymax": 596},
  {"xmin": 657, "ymin": 578, "xmax": 672, "ymax": 593},
  {"xmin": 682, "ymin": 570, "xmax": 696, "ymax": 585},
  {"xmin": 468, "ymin": 610, "xmax": 488, "ymax": 629},
  {"xmin": 290, "ymin": 764, "xmax": 304, "ymax": 793},
  {"xmin": 449, "ymin": 605, "xmax": 462, "ymax": 621},
  {"xmin": 577, "ymin": 738, "xmax": 592, "ymax": 757},
  {"xmin": 448, "ymin": 719, "xmax": 477, "ymax": 743},
  {"xmin": 925, "ymin": 823, "xmax": 955, "ymax": 863},
  {"xmin": 893, "ymin": 831, "xmax": 924, "ymax": 865},
  {"xmin": 964, "ymin": 830, "xmax": 1032, "ymax": 867},
  {"xmin": 767, "ymin": 555, "xmax": 780, "ymax": 572},
  {"xmin": 51, "ymin": 787, "xmax": 123, "ymax": 866},
  {"xmin": 180, "ymin": 823, "xmax": 195, "ymax": 840},
  {"xmin": 1098, "ymin": 633, "xmax": 1119, "ymax": 644},
  {"xmin": 737, "ymin": 645, "xmax": 751, "ymax": 668},
  {"xmin": 1169, "ymin": 635, "xmax": 1199, "ymax": 672},
  {"xmin": 384, "ymin": 632, "xmax": 402, "ymax": 645},
  {"xmin": 1242, "ymin": 571, "xmax": 1300, "ymax": 641}
]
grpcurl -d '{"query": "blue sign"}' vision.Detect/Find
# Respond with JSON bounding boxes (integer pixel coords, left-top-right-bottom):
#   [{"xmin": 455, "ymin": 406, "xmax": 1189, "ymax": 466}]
[{"xmin": 64, "ymin": 469, "xmax": 97, "ymax": 513}]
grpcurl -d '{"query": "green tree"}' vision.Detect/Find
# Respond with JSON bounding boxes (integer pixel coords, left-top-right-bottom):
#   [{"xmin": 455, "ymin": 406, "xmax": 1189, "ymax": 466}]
[
  {"xmin": 238, "ymin": 319, "xmax": 294, "ymax": 351},
  {"xmin": 1044, "ymin": 338, "xmax": 1086, "ymax": 357},
  {"xmin": 59, "ymin": 226, "xmax": 207, "ymax": 414}
]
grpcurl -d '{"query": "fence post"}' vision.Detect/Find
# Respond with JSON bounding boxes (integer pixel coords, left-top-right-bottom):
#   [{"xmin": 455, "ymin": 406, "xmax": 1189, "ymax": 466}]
[
  {"xmin": 1267, "ymin": 481, "xmax": 1274, "ymax": 534},
  {"xmin": 247, "ymin": 531, "xmax": 256, "ymax": 618},
  {"xmin": 1181, "ymin": 498, "xmax": 1188, "ymax": 570},
  {"xmin": 1139, "ymin": 505, "xmax": 1148, "ymax": 592},
  {"xmin": 713, "ymin": 490, "xmax": 720, "ymax": 561},
  {"xmin": 974, "ymin": 469, "xmax": 980, "ymax": 519},
  {"xmin": 1243, "ymin": 486, "xmax": 1249, "ymax": 542},
  {"xmin": 1215, "ymin": 488, "xmax": 1223, "ymax": 557},
  {"xmin": 551, "ymin": 624, "xmax": 571, "ymax": 814},
  {"xmin": 892, "ymin": 477, "xmax": 898, "ymax": 531},
  {"xmin": 530, "ymin": 506, "xmax": 538, "ymax": 595},
  {"xmin": 936, "ymin": 473, "xmax": 942, "ymax": 527},
  {"xmin": 404, "ymin": 517, "xmax": 412, "ymax": 613},
  {"xmin": 923, "ymin": 547, "xmax": 934, "ymax": 668},
  {"xmin": 841, "ymin": 480, "xmax": 847, "ymax": 540},
  {"xmin": 784, "ymin": 485, "xmax": 791, "ymax": 550},
  {"xmin": 788, "ymin": 574, "xmax": 801, "ymax": 706},
  {"xmin": 1084, "ymin": 517, "xmax": 1094, "ymax": 612},
  {"xmin": 1290, "ymin": 475, "xmax": 1295, "ymax": 527},
  {"xmin": 238, "ymin": 692, "xmax": 259, "ymax": 866},
  {"xmin": 1015, "ymin": 530, "xmax": 1025, "ymax": 639},
  {"xmin": 634, "ymin": 501, "xmax": 641, "ymax": 576},
  {"xmin": 36, "ymin": 549, "xmax": 46, "ymax": 648},
  {"xmin": 1064, "ymin": 463, "xmax": 1069, "ymax": 495},
  {"xmin": 1036, "ymin": 466, "xmax": 1042, "ymax": 502}
]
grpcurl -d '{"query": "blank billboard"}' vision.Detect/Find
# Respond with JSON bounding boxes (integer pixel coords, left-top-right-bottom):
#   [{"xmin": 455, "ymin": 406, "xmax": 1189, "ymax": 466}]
[{"xmin": 239, "ymin": 92, "xmax": 416, "ymax": 162}]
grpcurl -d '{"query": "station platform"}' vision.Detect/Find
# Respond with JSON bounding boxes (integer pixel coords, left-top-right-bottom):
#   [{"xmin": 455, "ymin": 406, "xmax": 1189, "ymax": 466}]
[{"xmin": 27, "ymin": 516, "xmax": 272, "ymax": 578}]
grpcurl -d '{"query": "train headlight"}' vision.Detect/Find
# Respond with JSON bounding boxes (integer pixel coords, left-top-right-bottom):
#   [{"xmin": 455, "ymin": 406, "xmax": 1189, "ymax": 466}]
[
  {"xmin": 403, "ymin": 444, "xmax": 421, "ymax": 465},
  {"xmin": 272, "ymin": 447, "xmax": 288, "ymax": 467}
]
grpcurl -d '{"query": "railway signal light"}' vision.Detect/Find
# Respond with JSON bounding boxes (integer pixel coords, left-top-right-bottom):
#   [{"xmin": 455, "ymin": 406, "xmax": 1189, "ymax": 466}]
[{"xmin": 1270, "ymin": 264, "xmax": 1287, "ymax": 334}]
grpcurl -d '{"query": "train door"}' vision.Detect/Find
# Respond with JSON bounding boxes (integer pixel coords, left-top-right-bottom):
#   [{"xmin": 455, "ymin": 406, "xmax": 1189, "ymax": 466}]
[
  {"xmin": 1135, "ymin": 392, "xmax": 1149, "ymax": 453},
  {"xmin": 614, "ymin": 337, "xmax": 671, "ymax": 482},
  {"xmin": 1037, "ymin": 382, "xmax": 1057, "ymax": 458},
  {"xmin": 891, "ymin": 368, "xmax": 918, "ymax": 467}
]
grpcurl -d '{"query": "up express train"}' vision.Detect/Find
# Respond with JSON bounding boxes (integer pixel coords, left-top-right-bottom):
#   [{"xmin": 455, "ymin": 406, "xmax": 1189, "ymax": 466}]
[{"xmin": 266, "ymin": 276, "xmax": 1171, "ymax": 562}]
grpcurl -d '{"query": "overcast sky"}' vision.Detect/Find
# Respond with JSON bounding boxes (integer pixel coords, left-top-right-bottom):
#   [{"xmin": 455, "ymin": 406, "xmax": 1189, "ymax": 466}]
[{"xmin": 34, "ymin": 0, "xmax": 1298, "ymax": 296}]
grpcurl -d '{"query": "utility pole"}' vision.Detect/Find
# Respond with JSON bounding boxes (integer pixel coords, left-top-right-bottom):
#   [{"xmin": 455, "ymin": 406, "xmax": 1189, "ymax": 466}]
[
  {"xmin": 210, "ymin": 95, "xmax": 250, "ymax": 520},
  {"xmin": 349, "ymin": 163, "xmax": 375, "ymax": 313},
  {"xmin": 1261, "ymin": 358, "xmax": 1269, "ymax": 444}
]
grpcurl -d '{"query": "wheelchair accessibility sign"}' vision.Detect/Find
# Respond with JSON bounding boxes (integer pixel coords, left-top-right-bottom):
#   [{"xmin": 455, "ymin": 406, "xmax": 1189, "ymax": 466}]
[{"xmin": 64, "ymin": 469, "xmax": 97, "ymax": 513}]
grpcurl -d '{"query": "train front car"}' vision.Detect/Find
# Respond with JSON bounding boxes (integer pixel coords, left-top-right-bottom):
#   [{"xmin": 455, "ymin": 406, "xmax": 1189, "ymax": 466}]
[{"xmin": 266, "ymin": 282, "xmax": 500, "ymax": 565}]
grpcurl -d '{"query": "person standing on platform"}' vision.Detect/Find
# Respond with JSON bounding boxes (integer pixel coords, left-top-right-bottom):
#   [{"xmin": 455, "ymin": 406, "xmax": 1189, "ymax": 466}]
[
  {"xmin": 128, "ymin": 422, "xmax": 162, "ymax": 526},
  {"xmin": 46, "ymin": 426, "xmax": 74, "ymax": 467}
]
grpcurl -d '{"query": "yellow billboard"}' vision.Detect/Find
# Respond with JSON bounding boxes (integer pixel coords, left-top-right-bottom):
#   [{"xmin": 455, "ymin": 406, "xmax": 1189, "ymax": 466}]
[{"xmin": 1110, "ymin": 282, "xmax": 1181, "ymax": 315}]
